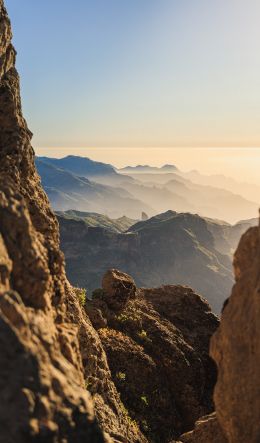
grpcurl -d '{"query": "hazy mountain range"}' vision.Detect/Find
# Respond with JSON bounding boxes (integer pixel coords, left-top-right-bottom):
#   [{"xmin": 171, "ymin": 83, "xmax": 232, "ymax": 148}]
[
  {"xmin": 35, "ymin": 155, "xmax": 259, "ymax": 312},
  {"xmin": 56, "ymin": 210, "xmax": 137, "ymax": 233},
  {"xmin": 120, "ymin": 164, "xmax": 179, "ymax": 174},
  {"xmin": 56, "ymin": 209, "xmax": 257, "ymax": 313},
  {"xmin": 36, "ymin": 159, "xmax": 152, "ymax": 218},
  {"xmin": 36, "ymin": 155, "xmax": 259, "ymax": 223}
]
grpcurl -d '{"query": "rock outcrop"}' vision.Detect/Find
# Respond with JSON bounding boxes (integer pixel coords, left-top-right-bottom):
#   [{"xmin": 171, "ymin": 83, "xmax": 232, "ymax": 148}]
[
  {"xmin": 0, "ymin": 2, "xmax": 145, "ymax": 442},
  {"xmin": 178, "ymin": 224, "xmax": 260, "ymax": 442},
  {"xmin": 102, "ymin": 269, "xmax": 137, "ymax": 310},
  {"xmin": 57, "ymin": 210, "xmax": 237, "ymax": 313},
  {"xmin": 86, "ymin": 270, "xmax": 219, "ymax": 442},
  {"xmin": 210, "ymin": 224, "xmax": 260, "ymax": 443},
  {"xmin": 179, "ymin": 413, "xmax": 227, "ymax": 443}
]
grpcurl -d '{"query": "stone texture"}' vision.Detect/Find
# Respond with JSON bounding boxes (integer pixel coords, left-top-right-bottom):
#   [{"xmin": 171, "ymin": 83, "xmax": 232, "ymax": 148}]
[
  {"xmin": 182, "ymin": 223, "xmax": 260, "ymax": 442},
  {"xmin": 0, "ymin": 2, "xmax": 146, "ymax": 441},
  {"xmin": 210, "ymin": 225, "xmax": 260, "ymax": 443},
  {"xmin": 86, "ymin": 273, "xmax": 219, "ymax": 443},
  {"xmin": 178, "ymin": 413, "xmax": 227, "ymax": 443},
  {"xmin": 102, "ymin": 269, "xmax": 137, "ymax": 310}
]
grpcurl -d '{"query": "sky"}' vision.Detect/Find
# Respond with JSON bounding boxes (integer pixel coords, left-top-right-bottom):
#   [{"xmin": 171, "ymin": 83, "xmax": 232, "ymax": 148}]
[
  {"xmin": 5, "ymin": 0, "xmax": 260, "ymax": 147},
  {"xmin": 4, "ymin": 0, "xmax": 260, "ymax": 183}
]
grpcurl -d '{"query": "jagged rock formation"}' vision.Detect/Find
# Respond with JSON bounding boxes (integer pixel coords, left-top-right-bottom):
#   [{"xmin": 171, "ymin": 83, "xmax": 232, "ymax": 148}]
[
  {"xmin": 86, "ymin": 270, "xmax": 219, "ymax": 442},
  {"xmin": 55, "ymin": 210, "xmax": 137, "ymax": 233},
  {"xmin": 178, "ymin": 225, "xmax": 260, "ymax": 442},
  {"xmin": 210, "ymin": 225, "xmax": 260, "ymax": 443},
  {"xmin": 0, "ymin": 2, "xmax": 145, "ymax": 442},
  {"xmin": 178, "ymin": 413, "xmax": 227, "ymax": 443},
  {"xmin": 141, "ymin": 211, "xmax": 149, "ymax": 221}
]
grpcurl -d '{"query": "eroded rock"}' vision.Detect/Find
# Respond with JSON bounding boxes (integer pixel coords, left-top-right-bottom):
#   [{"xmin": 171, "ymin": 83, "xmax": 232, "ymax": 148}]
[
  {"xmin": 102, "ymin": 269, "xmax": 137, "ymax": 310},
  {"xmin": 210, "ymin": 225, "xmax": 260, "ymax": 443},
  {"xmin": 0, "ymin": 2, "xmax": 146, "ymax": 441},
  {"xmin": 179, "ymin": 413, "xmax": 227, "ymax": 443},
  {"xmin": 183, "ymin": 223, "xmax": 260, "ymax": 443},
  {"xmin": 87, "ymin": 274, "xmax": 219, "ymax": 442}
]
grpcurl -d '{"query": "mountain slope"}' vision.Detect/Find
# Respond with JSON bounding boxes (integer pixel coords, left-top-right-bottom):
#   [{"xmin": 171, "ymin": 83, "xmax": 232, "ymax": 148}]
[
  {"xmin": 119, "ymin": 164, "xmax": 178, "ymax": 174},
  {"xmin": 38, "ymin": 155, "xmax": 134, "ymax": 185},
  {"xmin": 178, "ymin": 169, "xmax": 260, "ymax": 204},
  {"xmin": 38, "ymin": 155, "xmax": 116, "ymax": 176},
  {"xmin": 57, "ymin": 210, "xmax": 251, "ymax": 313},
  {"xmin": 36, "ymin": 159, "xmax": 153, "ymax": 218},
  {"xmin": 85, "ymin": 269, "xmax": 219, "ymax": 442},
  {"xmin": 165, "ymin": 178, "xmax": 258, "ymax": 223},
  {"xmin": 118, "ymin": 169, "xmax": 258, "ymax": 223},
  {"xmin": 56, "ymin": 210, "xmax": 137, "ymax": 233},
  {"xmin": 37, "ymin": 156, "xmax": 258, "ymax": 223}
]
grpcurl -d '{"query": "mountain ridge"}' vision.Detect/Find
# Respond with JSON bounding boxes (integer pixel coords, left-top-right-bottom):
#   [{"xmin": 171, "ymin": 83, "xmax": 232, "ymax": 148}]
[
  {"xmin": 57, "ymin": 209, "xmax": 255, "ymax": 313},
  {"xmin": 36, "ymin": 158, "xmax": 153, "ymax": 218},
  {"xmin": 37, "ymin": 156, "xmax": 259, "ymax": 223}
]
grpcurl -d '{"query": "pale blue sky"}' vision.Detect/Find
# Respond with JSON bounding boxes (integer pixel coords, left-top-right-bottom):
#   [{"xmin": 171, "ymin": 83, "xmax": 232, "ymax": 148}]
[{"xmin": 5, "ymin": 0, "xmax": 260, "ymax": 148}]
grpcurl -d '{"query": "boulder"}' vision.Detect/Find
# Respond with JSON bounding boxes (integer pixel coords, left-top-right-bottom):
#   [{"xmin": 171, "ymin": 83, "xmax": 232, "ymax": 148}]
[{"xmin": 102, "ymin": 269, "xmax": 137, "ymax": 310}]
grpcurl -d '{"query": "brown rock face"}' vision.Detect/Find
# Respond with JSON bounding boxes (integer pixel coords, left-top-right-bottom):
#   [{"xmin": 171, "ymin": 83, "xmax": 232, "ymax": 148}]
[
  {"xmin": 0, "ymin": 2, "xmax": 145, "ymax": 442},
  {"xmin": 210, "ymin": 225, "xmax": 260, "ymax": 443},
  {"xmin": 102, "ymin": 269, "xmax": 137, "ymax": 310},
  {"xmin": 86, "ymin": 274, "xmax": 219, "ymax": 443},
  {"xmin": 180, "ymin": 224, "xmax": 260, "ymax": 443},
  {"xmin": 179, "ymin": 413, "xmax": 227, "ymax": 443}
]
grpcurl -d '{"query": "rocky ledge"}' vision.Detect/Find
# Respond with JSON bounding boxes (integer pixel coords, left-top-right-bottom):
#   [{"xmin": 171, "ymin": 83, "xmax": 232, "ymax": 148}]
[{"xmin": 86, "ymin": 269, "xmax": 219, "ymax": 442}]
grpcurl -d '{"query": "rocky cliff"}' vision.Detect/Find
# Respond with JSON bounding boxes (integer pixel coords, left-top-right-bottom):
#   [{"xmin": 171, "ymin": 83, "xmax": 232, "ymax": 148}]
[
  {"xmin": 86, "ymin": 270, "xmax": 219, "ymax": 442},
  {"xmin": 0, "ymin": 2, "xmax": 145, "ymax": 441},
  {"xmin": 57, "ymin": 210, "xmax": 235, "ymax": 313},
  {"xmin": 178, "ymin": 224, "xmax": 260, "ymax": 443}
]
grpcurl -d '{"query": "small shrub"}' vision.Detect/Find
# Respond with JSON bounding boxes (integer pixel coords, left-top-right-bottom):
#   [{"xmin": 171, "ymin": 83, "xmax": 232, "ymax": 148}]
[
  {"xmin": 141, "ymin": 395, "xmax": 149, "ymax": 406},
  {"xmin": 138, "ymin": 329, "xmax": 152, "ymax": 343},
  {"xmin": 116, "ymin": 311, "xmax": 141, "ymax": 324},
  {"xmin": 116, "ymin": 313, "xmax": 129, "ymax": 323},
  {"xmin": 116, "ymin": 371, "xmax": 126, "ymax": 381},
  {"xmin": 74, "ymin": 287, "xmax": 87, "ymax": 307},
  {"xmin": 138, "ymin": 330, "xmax": 147, "ymax": 339}
]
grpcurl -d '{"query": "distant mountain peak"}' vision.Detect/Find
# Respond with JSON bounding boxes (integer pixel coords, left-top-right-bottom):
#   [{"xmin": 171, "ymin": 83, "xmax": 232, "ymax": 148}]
[
  {"xmin": 161, "ymin": 164, "xmax": 178, "ymax": 171},
  {"xmin": 37, "ymin": 155, "xmax": 117, "ymax": 176},
  {"xmin": 120, "ymin": 164, "xmax": 178, "ymax": 173}
]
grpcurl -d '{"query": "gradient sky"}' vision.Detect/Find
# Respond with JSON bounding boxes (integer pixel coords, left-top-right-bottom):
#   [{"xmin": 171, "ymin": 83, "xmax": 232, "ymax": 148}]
[{"xmin": 5, "ymin": 0, "xmax": 260, "ymax": 149}]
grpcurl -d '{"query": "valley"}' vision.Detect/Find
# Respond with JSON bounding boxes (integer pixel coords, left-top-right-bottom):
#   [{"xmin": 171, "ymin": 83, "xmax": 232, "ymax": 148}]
[
  {"xmin": 34, "ymin": 155, "xmax": 259, "ymax": 314},
  {"xmin": 57, "ymin": 209, "xmax": 257, "ymax": 313}
]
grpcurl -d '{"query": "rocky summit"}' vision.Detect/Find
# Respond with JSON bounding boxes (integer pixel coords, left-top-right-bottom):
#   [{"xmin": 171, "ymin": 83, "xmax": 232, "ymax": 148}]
[
  {"xmin": 0, "ymin": 1, "xmax": 260, "ymax": 442},
  {"xmin": 86, "ymin": 270, "xmax": 219, "ymax": 442}
]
